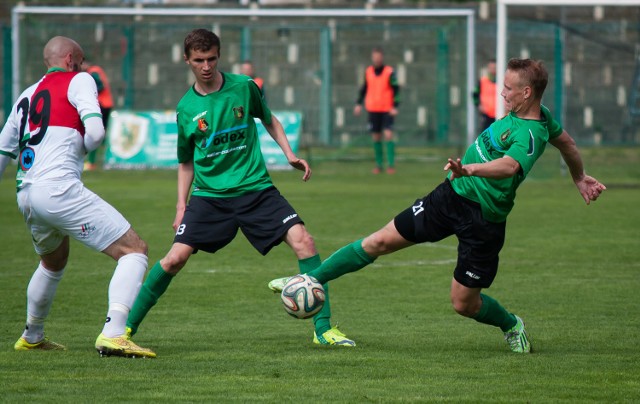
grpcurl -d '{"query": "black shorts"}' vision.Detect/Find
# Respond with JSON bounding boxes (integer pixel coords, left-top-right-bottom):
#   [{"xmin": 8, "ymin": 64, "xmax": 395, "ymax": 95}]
[
  {"xmin": 367, "ymin": 112, "xmax": 394, "ymax": 133},
  {"xmin": 393, "ymin": 180, "xmax": 506, "ymax": 289},
  {"xmin": 174, "ymin": 186, "xmax": 303, "ymax": 256}
]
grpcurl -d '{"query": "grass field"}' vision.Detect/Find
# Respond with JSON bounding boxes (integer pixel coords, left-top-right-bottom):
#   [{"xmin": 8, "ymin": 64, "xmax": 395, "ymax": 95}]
[{"xmin": 1, "ymin": 146, "xmax": 639, "ymax": 402}]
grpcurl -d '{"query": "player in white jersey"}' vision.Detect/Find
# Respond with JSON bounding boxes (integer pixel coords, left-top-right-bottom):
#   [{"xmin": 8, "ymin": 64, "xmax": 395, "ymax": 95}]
[{"xmin": 0, "ymin": 36, "xmax": 155, "ymax": 358}]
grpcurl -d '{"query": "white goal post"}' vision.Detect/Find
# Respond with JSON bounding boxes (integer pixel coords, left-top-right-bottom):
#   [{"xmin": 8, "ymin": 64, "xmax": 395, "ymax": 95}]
[
  {"xmin": 11, "ymin": 5, "xmax": 477, "ymax": 146},
  {"xmin": 496, "ymin": 0, "xmax": 640, "ymax": 118}
]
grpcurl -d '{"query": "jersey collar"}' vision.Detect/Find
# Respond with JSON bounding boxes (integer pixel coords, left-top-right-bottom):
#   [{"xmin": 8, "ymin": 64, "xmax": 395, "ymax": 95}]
[{"xmin": 46, "ymin": 67, "xmax": 67, "ymax": 74}]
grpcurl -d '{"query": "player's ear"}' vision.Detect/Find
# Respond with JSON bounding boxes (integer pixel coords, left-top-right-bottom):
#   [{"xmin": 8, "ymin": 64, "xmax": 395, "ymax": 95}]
[{"xmin": 64, "ymin": 53, "xmax": 74, "ymax": 71}]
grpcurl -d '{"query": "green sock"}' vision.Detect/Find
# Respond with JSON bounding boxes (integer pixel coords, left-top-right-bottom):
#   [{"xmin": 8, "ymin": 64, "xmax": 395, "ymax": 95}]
[
  {"xmin": 373, "ymin": 141, "xmax": 383, "ymax": 168},
  {"xmin": 87, "ymin": 149, "xmax": 97, "ymax": 165},
  {"xmin": 386, "ymin": 140, "xmax": 396, "ymax": 168},
  {"xmin": 307, "ymin": 239, "xmax": 375, "ymax": 285},
  {"xmin": 126, "ymin": 261, "xmax": 174, "ymax": 336},
  {"xmin": 473, "ymin": 294, "xmax": 517, "ymax": 332},
  {"xmin": 299, "ymin": 255, "xmax": 331, "ymax": 335}
]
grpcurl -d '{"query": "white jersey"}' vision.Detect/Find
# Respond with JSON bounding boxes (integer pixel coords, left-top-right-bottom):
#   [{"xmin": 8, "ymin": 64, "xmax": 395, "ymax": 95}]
[{"xmin": 0, "ymin": 68, "xmax": 102, "ymax": 189}]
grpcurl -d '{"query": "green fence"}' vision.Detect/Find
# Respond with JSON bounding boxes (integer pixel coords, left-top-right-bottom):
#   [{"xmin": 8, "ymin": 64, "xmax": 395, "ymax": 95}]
[
  {"xmin": 6, "ymin": 13, "xmax": 471, "ymax": 147},
  {"xmin": 4, "ymin": 9, "xmax": 640, "ymax": 146}
]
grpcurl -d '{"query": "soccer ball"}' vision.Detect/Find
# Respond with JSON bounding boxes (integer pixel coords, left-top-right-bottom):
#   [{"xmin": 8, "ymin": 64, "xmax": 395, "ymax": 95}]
[{"xmin": 281, "ymin": 274, "xmax": 325, "ymax": 319}]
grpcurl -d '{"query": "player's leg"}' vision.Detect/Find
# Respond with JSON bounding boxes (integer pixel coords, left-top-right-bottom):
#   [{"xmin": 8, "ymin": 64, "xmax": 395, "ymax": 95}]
[
  {"xmin": 30, "ymin": 181, "xmax": 153, "ymax": 357},
  {"xmin": 15, "ymin": 235, "xmax": 69, "ymax": 351},
  {"xmin": 128, "ymin": 195, "xmax": 237, "ymax": 337},
  {"xmin": 450, "ymin": 279, "xmax": 529, "ymax": 353},
  {"xmin": 282, "ymin": 225, "xmax": 328, "ymax": 330},
  {"xmin": 383, "ymin": 114, "xmax": 396, "ymax": 174},
  {"xmin": 271, "ymin": 183, "xmax": 454, "ymax": 290},
  {"xmin": 14, "ymin": 187, "xmax": 72, "ymax": 351},
  {"xmin": 369, "ymin": 112, "xmax": 384, "ymax": 174},
  {"xmin": 451, "ymin": 202, "xmax": 530, "ymax": 353},
  {"xmin": 306, "ymin": 220, "xmax": 414, "ymax": 284},
  {"xmin": 283, "ymin": 224, "xmax": 355, "ymax": 346},
  {"xmin": 95, "ymin": 227, "xmax": 157, "ymax": 358},
  {"xmin": 126, "ymin": 242, "xmax": 193, "ymax": 337},
  {"xmin": 99, "ymin": 227, "xmax": 148, "ymax": 338}
]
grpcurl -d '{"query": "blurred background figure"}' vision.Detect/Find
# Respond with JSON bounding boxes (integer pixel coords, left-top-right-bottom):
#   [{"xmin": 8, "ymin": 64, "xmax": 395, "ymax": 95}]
[
  {"xmin": 82, "ymin": 59, "xmax": 113, "ymax": 171},
  {"xmin": 354, "ymin": 47, "xmax": 400, "ymax": 175},
  {"xmin": 240, "ymin": 60, "xmax": 265, "ymax": 95},
  {"xmin": 473, "ymin": 59, "xmax": 497, "ymax": 131}
]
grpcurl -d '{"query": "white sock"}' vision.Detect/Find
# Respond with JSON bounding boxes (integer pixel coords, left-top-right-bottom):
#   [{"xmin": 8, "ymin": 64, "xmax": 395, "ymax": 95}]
[
  {"xmin": 22, "ymin": 263, "xmax": 65, "ymax": 343},
  {"xmin": 101, "ymin": 253, "xmax": 148, "ymax": 337}
]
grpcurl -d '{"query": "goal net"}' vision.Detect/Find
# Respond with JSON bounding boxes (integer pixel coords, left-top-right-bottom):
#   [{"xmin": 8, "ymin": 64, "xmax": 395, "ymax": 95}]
[
  {"xmin": 496, "ymin": 0, "xmax": 640, "ymax": 146},
  {"xmin": 9, "ymin": 5, "xmax": 476, "ymax": 149}
]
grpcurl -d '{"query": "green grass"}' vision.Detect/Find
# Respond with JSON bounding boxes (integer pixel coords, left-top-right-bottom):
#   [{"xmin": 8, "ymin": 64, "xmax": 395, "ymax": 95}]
[{"xmin": 1, "ymin": 147, "xmax": 639, "ymax": 402}]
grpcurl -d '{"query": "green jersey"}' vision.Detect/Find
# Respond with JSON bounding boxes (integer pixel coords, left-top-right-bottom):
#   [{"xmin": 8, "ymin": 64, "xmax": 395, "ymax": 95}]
[
  {"xmin": 450, "ymin": 105, "xmax": 563, "ymax": 222},
  {"xmin": 176, "ymin": 73, "xmax": 273, "ymax": 197}
]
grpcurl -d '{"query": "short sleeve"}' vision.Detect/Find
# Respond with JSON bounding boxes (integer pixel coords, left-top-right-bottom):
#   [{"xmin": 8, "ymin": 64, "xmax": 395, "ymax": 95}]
[
  {"xmin": 68, "ymin": 72, "xmax": 102, "ymax": 121},
  {"xmin": 540, "ymin": 105, "xmax": 563, "ymax": 139},
  {"xmin": 176, "ymin": 110, "xmax": 194, "ymax": 164},
  {"xmin": 248, "ymin": 80, "xmax": 272, "ymax": 125},
  {"xmin": 505, "ymin": 128, "xmax": 546, "ymax": 176}
]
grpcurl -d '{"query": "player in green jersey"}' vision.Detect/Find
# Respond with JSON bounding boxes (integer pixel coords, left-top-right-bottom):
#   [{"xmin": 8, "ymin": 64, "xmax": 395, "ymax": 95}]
[
  {"xmin": 269, "ymin": 58, "xmax": 606, "ymax": 353},
  {"xmin": 126, "ymin": 29, "xmax": 354, "ymax": 349}
]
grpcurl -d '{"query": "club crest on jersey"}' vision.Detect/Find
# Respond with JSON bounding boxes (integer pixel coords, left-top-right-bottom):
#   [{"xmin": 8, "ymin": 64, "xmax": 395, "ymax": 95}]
[
  {"xmin": 500, "ymin": 129, "xmax": 511, "ymax": 142},
  {"xmin": 232, "ymin": 106, "xmax": 244, "ymax": 120},
  {"xmin": 19, "ymin": 147, "xmax": 35, "ymax": 170},
  {"xmin": 197, "ymin": 118, "xmax": 209, "ymax": 132}
]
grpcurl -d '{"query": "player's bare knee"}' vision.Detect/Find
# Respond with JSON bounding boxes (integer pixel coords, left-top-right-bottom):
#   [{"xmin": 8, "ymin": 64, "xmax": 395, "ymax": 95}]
[
  {"xmin": 160, "ymin": 252, "xmax": 188, "ymax": 274},
  {"xmin": 296, "ymin": 232, "xmax": 316, "ymax": 255},
  {"xmin": 363, "ymin": 232, "xmax": 391, "ymax": 255},
  {"xmin": 450, "ymin": 295, "xmax": 481, "ymax": 318},
  {"xmin": 40, "ymin": 238, "xmax": 70, "ymax": 271},
  {"xmin": 451, "ymin": 299, "xmax": 475, "ymax": 317},
  {"xmin": 41, "ymin": 257, "xmax": 68, "ymax": 272},
  {"xmin": 286, "ymin": 225, "xmax": 317, "ymax": 257},
  {"xmin": 133, "ymin": 238, "xmax": 148, "ymax": 256},
  {"xmin": 125, "ymin": 229, "xmax": 148, "ymax": 255}
]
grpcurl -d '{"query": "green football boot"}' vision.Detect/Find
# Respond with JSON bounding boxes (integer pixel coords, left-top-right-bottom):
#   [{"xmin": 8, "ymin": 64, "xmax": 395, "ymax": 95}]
[{"xmin": 504, "ymin": 315, "xmax": 531, "ymax": 353}]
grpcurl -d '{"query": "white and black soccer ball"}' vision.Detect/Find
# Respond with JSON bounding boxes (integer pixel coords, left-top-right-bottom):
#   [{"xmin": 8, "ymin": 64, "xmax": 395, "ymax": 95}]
[{"xmin": 281, "ymin": 274, "xmax": 325, "ymax": 319}]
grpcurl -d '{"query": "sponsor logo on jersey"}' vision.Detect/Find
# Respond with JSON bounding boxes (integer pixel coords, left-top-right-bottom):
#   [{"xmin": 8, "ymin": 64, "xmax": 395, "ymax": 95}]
[
  {"xmin": 474, "ymin": 138, "xmax": 489, "ymax": 163},
  {"xmin": 233, "ymin": 106, "xmax": 244, "ymax": 120},
  {"xmin": 202, "ymin": 124, "xmax": 248, "ymax": 148},
  {"xmin": 192, "ymin": 110, "xmax": 207, "ymax": 121},
  {"xmin": 282, "ymin": 214, "xmax": 298, "ymax": 224},
  {"xmin": 465, "ymin": 271, "xmax": 480, "ymax": 280},
  {"xmin": 197, "ymin": 118, "xmax": 209, "ymax": 132}
]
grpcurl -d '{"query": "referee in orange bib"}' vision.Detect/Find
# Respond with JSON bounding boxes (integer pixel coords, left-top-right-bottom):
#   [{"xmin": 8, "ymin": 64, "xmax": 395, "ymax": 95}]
[{"xmin": 354, "ymin": 47, "xmax": 400, "ymax": 175}]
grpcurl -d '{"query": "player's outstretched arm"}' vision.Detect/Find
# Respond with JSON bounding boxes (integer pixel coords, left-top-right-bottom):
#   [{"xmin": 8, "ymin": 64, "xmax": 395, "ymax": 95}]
[
  {"xmin": 549, "ymin": 130, "xmax": 606, "ymax": 204},
  {"xmin": 263, "ymin": 114, "xmax": 311, "ymax": 181},
  {"xmin": 444, "ymin": 156, "xmax": 520, "ymax": 180}
]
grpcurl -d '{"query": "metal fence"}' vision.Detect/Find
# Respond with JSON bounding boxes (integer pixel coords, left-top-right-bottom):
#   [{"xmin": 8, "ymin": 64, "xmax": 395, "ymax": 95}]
[
  {"xmin": 4, "ymin": 10, "xmax": 473, "ymax": 147},
  {"xmin": 2, "ymin": 5, "xmax": 640, "ymax": 146}
]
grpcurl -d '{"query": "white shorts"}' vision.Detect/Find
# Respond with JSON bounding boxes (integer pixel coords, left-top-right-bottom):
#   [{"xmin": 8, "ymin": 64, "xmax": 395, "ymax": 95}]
[{"xmin": 17, "ymin": 180, "xmax": 131, "ymax": 255}]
